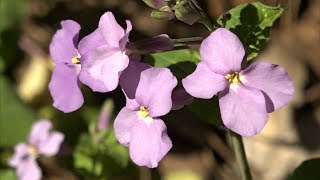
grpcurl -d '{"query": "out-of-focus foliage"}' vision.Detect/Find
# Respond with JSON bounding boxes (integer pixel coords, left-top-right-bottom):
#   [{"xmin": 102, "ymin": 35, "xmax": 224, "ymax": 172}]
[
  {"xmin": 0, "ymin": 0, "xmax": 25, "ymax": 72},
  {"xmin": 0, "ymin": 169, "xmax": 15, "ymax": 180},
  {"xmin": 289, "ymin": 158, "xmax": 320, "ymax": 180},
  {"xmin": 217, "ymin": 2, "xmax": 284, "ymax": 61},
  {"xmin": 0, "ymin": 75, "xmax": 35, "ymax": 146}
]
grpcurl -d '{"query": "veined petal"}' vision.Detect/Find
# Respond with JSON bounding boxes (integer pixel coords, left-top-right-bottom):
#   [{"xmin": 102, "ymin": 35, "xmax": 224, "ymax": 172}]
[
  {"xmin": 80, "ymin": 46, "xmax": 129, "ymax": 92},
  {"xmin": 78, "ymin": 28, "xmax": 106, "ymax": 55},
  {"xmin": 135, "ymin": 68, "xmax": 178, "ymax": 117},
  {"xmin": 129, "ymin": 119, "xmax": 172, "ymax": 168},
  {"xmin": 49, "ymin": 64, "xmax": 84, "ymax": 113},
  {"xmin": 98, "ymin": 12, "xmax": 125, "ymax": 48},
  {"xmin": 49, "ymin": 20, "xmax": 80, "ymax": 64},
  {"xmin": 200, "ymin": 28, "xmax": 245, "ymax": 75},
  {"xmin": 28, "ymin": 120, "xmax": 51, "ymax": 145},
  {"xmin": 241, "ymin": 62, "xmax": 294, "ymax": 112},
  {"xmin": 38, "ymin": 132, "xmax": 64, "ymax": 156},
  {"xmin": 182, "ymin": 62, "xmax": 228, "ymax": 99},
  {"xmin": 17, "ymin": 158, "xmax": 41, "ymax": 180},
  {"xmin": 114, "ymin": 107, "xmax": 139, "ymax": 146},
  {"xmin": 8, "ymin": 143, "xmax": 29, "ymax": 167},
  {"xmin": 219, "ymin": 85, "xmax": 269, "ymax": 137}
]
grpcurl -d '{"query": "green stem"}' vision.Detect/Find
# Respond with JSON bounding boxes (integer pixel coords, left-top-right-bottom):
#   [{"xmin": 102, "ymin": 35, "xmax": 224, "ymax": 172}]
[
  {"xmin": 173, "ymin": 37, "xmax": 203, "ymax": 43},
  {"xmin": 188, "ymin": 0, "xmax": 215, "ymax": 32},
  {"xmin": 229, "ymin": 131, "xmax": 252, "ymax": 180}
]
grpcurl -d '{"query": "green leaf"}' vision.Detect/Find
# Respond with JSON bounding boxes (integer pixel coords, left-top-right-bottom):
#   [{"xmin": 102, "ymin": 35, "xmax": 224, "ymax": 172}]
[
  {"xmin": 187, "ymin": 96, "xmax": 222, "ymax": 126},
  {"xmin": 104, "ymin": 129, "xmax": 129, "ymax": 168},
  {"xmin": 144, "ymin": 49, "xmax": 200, "ymax": 79},
  {"xmin": 217, "ymin": 2, "xmax": 284, "ymax": 61},
  {"xmin": 0, "ymin": 75, "xmax": 36, "ymax": 146},
  {"xmin": 0, "ymin": 169, "xmax": 16, "ymax": 180},
  {"xmin": 289, "ymin": 158, "xmax": 320, "ymax": 180}
]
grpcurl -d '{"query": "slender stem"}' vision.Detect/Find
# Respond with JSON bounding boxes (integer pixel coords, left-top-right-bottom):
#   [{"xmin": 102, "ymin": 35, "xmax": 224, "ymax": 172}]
[
  {"xmin": 173, "ymin": 37, "xmax": 203, "ymax": 43},
  {"xmin": 229, "ymin": 131, "xmax": 252, "ymax": 180},
  {"xmin": 188, "ymin": 0, "xmax": 215, "ymax": 32}
]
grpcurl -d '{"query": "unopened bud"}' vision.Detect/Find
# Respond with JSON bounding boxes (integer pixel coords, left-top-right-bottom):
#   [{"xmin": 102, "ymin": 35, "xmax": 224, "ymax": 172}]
[
  {"xmin": 151, "ymin": 9, "xmax": 175, "ymax": 20},
  {"xmin": 97, "ymin": 99, "xmax": 114, "ymax": 131},
  {"xmin": 143, "ymin": 0, "xmax": 168, "ymax": 10},
  {"xmin": 174, "ymin": 0, "xmax": 200, "ymax": 25},
  {"xmin": 127, "ymin": 34, "xmax": 174, "ymax": 54}
]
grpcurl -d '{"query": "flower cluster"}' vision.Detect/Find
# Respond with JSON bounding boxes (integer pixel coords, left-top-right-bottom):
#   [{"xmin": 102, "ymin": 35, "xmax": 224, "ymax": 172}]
[
  {"xmin": 46, "ymin": 11, "xmax": 294, "ymax": 169},
  {"xmin": 8, "ymin": 120, "xmax": 64, "ymax": 180}
]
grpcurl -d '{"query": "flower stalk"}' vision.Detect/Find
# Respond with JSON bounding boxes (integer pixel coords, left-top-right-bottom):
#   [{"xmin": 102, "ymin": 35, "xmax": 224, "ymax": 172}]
[{"xmin": 229, "ymin": 130, "xmax": 252, "ymax": 180}]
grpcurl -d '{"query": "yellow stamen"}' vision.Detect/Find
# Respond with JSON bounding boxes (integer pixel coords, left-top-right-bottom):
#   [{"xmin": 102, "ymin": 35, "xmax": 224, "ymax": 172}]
[
  {"xmin": 225, "ymin": 72, "xmax": 240, "ymax": 84},
  {"xmin": 28, "ymin": 146, "xmax": 38, "ymax": 157},
  {"xmin": 138, "ymin": 106, "xmax": 149, "ymax": 118},
  {"xmin": 72, "ymin": 52, "xmax": 81, "ymax": 64}
]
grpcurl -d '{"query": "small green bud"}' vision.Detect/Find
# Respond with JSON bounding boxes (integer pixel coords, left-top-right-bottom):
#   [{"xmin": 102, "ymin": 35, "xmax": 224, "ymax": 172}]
[
  {"xmin": 174, "ymin": 0, "xmax": 200, "ymax": 25},
  {"xmin": 151, "ymin": 10, "xmax": 175, "ymax": 20}
]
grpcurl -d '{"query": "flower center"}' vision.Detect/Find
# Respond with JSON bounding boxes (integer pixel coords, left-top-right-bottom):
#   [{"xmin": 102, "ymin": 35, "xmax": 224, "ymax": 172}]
[
  {"xmin": 71, "ymin": 52, "xmax": 81, "ymax": 64},
  {"xmin": 225, "ymin": 72, "xmax": 240, "ymax": 84},
  {"xmin": 138, "ymin": 106, "xmax": 149, "ymax": 118},
  {"xmin": 27, "ymin": 146, "xmax": 38, "ymax": 157}
]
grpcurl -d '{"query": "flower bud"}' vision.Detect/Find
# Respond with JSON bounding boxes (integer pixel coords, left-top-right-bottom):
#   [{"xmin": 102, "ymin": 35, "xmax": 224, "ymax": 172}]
[
  {"xmin": 174, "ymin": 0, "xmax": 200, "ymax": 25},
  {"xmin": 142, "ymin": 0, "xmax": 168, "ymax": 10},
  {"xmin": 126, "ymin": 34, "xmax": 174, "ymax": 54},
  {"xmin": 151, "ymin": 9, "xmax": 175, "ymax": 20},
  {"xmin": 97, "ymin": 99, "xmax": 114, "ymax": 131}
]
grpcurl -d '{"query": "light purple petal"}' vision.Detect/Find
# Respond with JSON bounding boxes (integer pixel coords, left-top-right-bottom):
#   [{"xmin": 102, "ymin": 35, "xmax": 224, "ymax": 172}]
[
  {"xmin": 219, "ymin": 85, "xmax": 269, "ymax": 137},
  {"xmin": 49, "ymin": 63, "xmax": 84, "ymax": 113},
  {"xmin": 8, "ymin": 143, "xmax": 29, "ymax": 167},
  {"xmin": 17, "ymin": 158, "xmax": 41, "ymax": 180},
  {"xmin": 120, "ymin": 61, "xmax": 152, "ymax": 101},
  {"xmin": 114, "ymin": 107, "xmax": 139, "ymax": 146},
  {"xmin": 38, "ymin": 132, "xmax": 64, "ymax": 156},
  {"xmin": 241, "ymin": 62, "xmax": 294, "ymax": 112},
  {"xmin": 182, "ymin": 62, "xmax": 228, "ymax": 99},
  {"xmin": 78, "ymin": 28, "xmax": 106, "ymax": 55},
  {"xmin": 49, "ymin": 20, "xmax": 80, "ymax": 64},
  {"xmin": 28, "ymin": 120, "xmax": 51, "ymax": 146},
  {"xmin": 200, "ymin": 28, "xmax": 245, "ymax": 75},
  {"xmin": 135, "ymin": 68, "xmax": 178, "ymax": 117},
  {"xmin": 79, "ymin": 45, "xmax": 129, "ymax": 92},
  {"xmin": 129, "ymin": 119, "xmax": 172, "ymax": 168},
  {"xmin": 98, "ymin": 12, "xmax": 125, "ymax": 48},
  {"xmin": 119, "ymin": 20, "xmax": 132, "ymax": 51}
]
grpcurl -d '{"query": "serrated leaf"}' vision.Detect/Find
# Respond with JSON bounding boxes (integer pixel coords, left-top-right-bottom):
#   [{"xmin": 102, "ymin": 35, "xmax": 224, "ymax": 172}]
[
  {"xmin": 0, "ymin": 75, "xmax": 36, "ymax": 146},
  {"xmin": 217, "ymin": 2, "xmax": 284, "ymax": 61},
  {"xmin": 289, "ymin": 158, "xmax": 320, "ymax": 180},
  {"xmin": 144, "ymin": 49, "xmax": 200, "ymax": 79}
]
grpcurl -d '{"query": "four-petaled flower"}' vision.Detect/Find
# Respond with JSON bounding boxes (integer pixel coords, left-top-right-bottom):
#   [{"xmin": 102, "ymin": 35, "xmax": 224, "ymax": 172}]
[
  {"xmin": 49, "ymin": 20, "xmax": 84, "ymax": 113},
  {"xmin": 77, "ymin": 12, "xmax": 132, "ymax": 93},
  {"xmin": 8, "ymin": 120, "xmax": 64, "ymax": 180},
  {"xmin": 182, "ymin": 28, "xmax": 294, "ymax": 136},
  {"xmin": 115, "ymin": 66, "xmax": 177, "ymax": 168}
]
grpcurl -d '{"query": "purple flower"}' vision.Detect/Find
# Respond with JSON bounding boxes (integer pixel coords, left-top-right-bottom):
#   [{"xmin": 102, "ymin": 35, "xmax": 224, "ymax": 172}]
[
  {"xmin": 77, "ymin": 12, "xmax": 132, "ymax": 93},
  {"xmin": 182, "ymin": 28, "xmax": 294, "ymax": 137},
  {"xmin": 115, "ymin": 66, "xmax": 177, "ymax": 168},
  {"xmin": 8, "ymin": 120, "xmax": 64, "ymax": 180},
  {"xmin": 48, "ymin": 20, "xmax": 83, "ymax": 113},
  {"xmin": 96, "ymin": 99, "xmax": 113, "ymax": 131}
]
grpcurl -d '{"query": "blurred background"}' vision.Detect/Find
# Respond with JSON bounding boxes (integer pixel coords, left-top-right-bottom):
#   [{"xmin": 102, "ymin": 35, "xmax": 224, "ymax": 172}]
[{"xmin": 0, "ymin": 0, "xmax": 319, "ymax": 179}]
